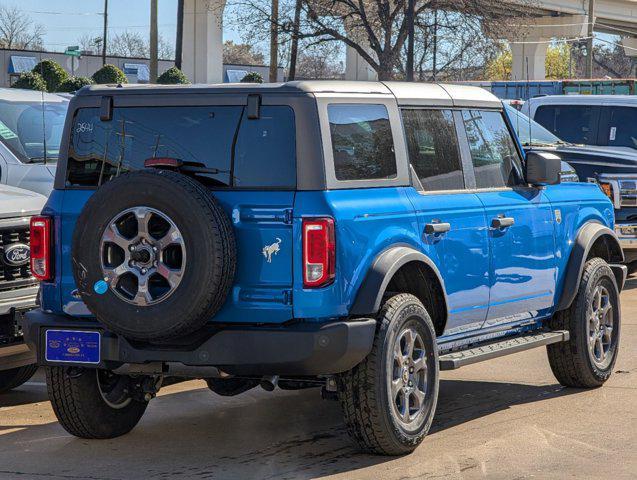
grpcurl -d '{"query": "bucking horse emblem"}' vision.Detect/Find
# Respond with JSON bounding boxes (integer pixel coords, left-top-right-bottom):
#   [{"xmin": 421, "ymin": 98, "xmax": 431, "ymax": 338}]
[{"xmin": 262, "ymin": 238, "xmax": 282, "ymax": 263}]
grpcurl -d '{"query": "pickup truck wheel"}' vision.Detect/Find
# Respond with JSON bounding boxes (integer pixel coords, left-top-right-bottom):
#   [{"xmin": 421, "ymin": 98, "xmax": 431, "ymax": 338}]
[
  {"xmin": 45, "ymin": 367, "xmax": 148, "ymax": 439},
  {"xmin": 72, "ymin": 170, "xmax": 236, "ymax": 341},
  {"xmin": 547, "ymin": 257, "xmax": 620, "ymax": 388},
  {"xmin": 337, "ymin": 294, "xmax": 439, "ymax": 455},
  {"xmin": 0, "ymin": 364, "xmax": 37, "ymax": 393}
]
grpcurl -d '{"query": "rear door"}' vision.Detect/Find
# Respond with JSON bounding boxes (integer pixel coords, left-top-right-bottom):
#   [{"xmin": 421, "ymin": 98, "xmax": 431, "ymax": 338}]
[
  {"xmin": 61, "ymin": 99, "xmax": 297, "ymax": 323},
  {"xmin": 460, "ymin": 109, "xmax": 557, "ymax": 326},
  {"xmin": 533, "ymin": 103, "xmax": 602, "ymax": 146}
]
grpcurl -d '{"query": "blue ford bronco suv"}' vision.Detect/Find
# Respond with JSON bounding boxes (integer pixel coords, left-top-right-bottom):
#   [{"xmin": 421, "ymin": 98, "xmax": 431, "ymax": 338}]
[{"xmin": 23, "ymin": 81, "xmax": 626, "ymax": 455}]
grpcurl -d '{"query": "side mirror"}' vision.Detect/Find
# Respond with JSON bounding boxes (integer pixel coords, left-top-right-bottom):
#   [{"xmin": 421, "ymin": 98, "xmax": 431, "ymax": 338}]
[{"xmin": 525, "ymin": 151, "xmax": 561, "ymax": 186}]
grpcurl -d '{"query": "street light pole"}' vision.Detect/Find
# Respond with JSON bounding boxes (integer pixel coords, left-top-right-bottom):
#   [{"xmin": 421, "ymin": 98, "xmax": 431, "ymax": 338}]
[
  {"xmin": 175, "ymin": 0, "xmax": 184, "ymax": 69},
  {"xmin": 269, "ymin": 0, "xmax": 279, "ymax": 82},
  {"xmin": 102, "ymin": 0, "xmax": 108, "ymax": 65},
  {"xmin": 150, "ymin": 0, "xmax": 158, "ymax": 82}
]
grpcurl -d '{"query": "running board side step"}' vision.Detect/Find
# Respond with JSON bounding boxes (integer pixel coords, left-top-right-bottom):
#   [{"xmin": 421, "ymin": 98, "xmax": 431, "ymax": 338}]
[{"xmin": 439, "ymin": 330, "xmax": 570, "ymax": 370}]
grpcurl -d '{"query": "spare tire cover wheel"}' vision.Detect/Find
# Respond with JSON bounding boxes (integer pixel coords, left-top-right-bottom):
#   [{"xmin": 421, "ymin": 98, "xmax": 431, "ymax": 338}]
[{"xmin": 72, "ymin": 170, "xmax": 236, "ymax": 341}]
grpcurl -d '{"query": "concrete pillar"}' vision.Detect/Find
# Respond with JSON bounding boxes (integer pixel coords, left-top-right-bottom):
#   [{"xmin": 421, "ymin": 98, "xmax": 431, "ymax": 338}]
[
  {"xmin": 505, "ymin": 15, "xmax": 588, "ymax": 80},
  {"xmin": 510, "ymin": 42, "xmax": 549, "ymax": 80},
  {"xmin": 182, "ymin": 0, "xmax": 225, "ymax": 84},
  {"xmin": 345, "ymin": 45, "xmax": 377, "ymax": 81}
]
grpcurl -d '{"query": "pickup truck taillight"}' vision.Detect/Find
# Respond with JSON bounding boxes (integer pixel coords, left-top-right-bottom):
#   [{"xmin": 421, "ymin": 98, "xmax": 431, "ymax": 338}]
[
  {"xmin": 303, "ymin": 217, "xmax": 335, "ymax": 288},
  {"xmin": 30, "ymin": 216, "xmax": 52, "ymax": 281}
]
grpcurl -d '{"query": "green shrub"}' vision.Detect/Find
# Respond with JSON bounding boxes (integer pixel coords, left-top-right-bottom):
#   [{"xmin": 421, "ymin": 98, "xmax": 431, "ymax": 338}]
[
  {"xmin": 240, "ymin": 72, "xmax": 263, "ymax": 83},
  {"xmin": 32, "ymin": 59, "xmax": 69, "ymax": 92},
  {"xmin": 92, "ymin": 64, "xmax": 128, "ymax": 84},
  {"xmin": 11, "ymin": 72, "xmax": 47, "ymax": 91},
  {"xmin": 58, "ymin": 76, "xmax": 94, "ymax": 93},
  {"xmin": 157, "ymin": 67, "xmax": 190, "ymax": 85}
]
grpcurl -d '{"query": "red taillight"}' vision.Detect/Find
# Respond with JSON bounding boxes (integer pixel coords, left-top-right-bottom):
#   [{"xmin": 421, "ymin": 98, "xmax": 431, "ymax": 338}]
[
  {"xmin": 303, "ymin": 217, "xmax": 335, "ymax": 288},
  {"xmin": 30, "ymin": 216, "xmax": 52, "ymax": 281}
]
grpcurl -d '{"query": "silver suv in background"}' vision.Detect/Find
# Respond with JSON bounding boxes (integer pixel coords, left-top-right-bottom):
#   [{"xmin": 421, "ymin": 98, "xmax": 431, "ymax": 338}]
[{"xmin": 0, "ymin": 88, "xmax": 69, "ymax": 196}]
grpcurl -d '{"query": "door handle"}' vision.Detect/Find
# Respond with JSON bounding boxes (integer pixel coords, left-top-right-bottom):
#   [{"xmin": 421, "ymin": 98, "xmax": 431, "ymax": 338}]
[
  {"xmin": 424, "ymin": 222, "xmax": 451, "ymax": 235},
  {"xmin": 491, "ymin": 216, "xmax": 515, "ymax": 229}
]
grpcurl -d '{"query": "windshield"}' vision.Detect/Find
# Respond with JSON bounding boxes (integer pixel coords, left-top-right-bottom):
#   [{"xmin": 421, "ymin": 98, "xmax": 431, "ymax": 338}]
[
  {"xmin": 504, "ymin": 104, "xmax": 564, "ymax": 147},
  {"xmin": 0, "ymin": 97, "xmax": 69, "ymax": 163}
]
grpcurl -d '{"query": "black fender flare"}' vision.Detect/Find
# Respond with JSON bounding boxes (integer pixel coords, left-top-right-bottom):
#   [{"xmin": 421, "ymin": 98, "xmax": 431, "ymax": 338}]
[
  {"xmin": 556, "ymin": 223, "xmax": 624, "ymax": 311},
  {"xmin": 349, "ymin": 246, "xmax": 449, "ymax": 317}
]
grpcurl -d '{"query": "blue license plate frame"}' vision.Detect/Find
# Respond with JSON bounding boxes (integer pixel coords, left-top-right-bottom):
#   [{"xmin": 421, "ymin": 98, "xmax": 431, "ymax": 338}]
[{"xmin": 45, "ymin": 329, "xmax": 101, "ymax": 364}]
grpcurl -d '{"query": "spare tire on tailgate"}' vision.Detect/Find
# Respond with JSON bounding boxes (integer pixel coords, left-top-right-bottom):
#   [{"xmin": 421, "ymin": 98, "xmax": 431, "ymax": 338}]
[{"xmin": 72, "ymin": 170, "xmax": 236, "ymax": 341}]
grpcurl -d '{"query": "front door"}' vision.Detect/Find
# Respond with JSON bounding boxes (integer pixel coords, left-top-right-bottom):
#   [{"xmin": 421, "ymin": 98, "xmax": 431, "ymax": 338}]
[
  {"xmin": 460, "ymin": 109, "xmax": 557, "ymax": 326},
  {"xmin": 402, "ymin": 108, "xmax": 490, "ymax": 334}
]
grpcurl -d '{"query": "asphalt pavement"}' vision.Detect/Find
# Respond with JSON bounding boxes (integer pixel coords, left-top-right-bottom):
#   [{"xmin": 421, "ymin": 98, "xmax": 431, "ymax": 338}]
[{"xmin": 0, "ymin": 278, "xmax": 635, "ymax": 479}]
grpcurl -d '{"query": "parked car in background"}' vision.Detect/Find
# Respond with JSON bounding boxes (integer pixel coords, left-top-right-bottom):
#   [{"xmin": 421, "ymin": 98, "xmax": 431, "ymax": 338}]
[
  {"xmin": 0, "ymin": 88, "xmax": 68, "ymax": 196},
  {"xmin": 0, "ymin": 185, "xmax": 46, "ymax": 392},
  {"xmin": 23, "ymin": 82, "xmax": 625, "ymax": 455},
  {"xmin": 519, "ymin": 97, "xmax": 637, "ymax": 272}
]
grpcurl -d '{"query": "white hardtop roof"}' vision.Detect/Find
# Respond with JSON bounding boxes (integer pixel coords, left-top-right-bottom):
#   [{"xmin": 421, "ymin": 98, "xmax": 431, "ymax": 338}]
[
  {"xmin": 384, "ymin": 82, "xmax": 501, "ymax": 108},
  {"xmin": 527, "ymin": 94, "xmax": 637, "ymax": 105},
  {"xmin": 0, "ymin": 87, "xmax": 68, "ymax": 104}
]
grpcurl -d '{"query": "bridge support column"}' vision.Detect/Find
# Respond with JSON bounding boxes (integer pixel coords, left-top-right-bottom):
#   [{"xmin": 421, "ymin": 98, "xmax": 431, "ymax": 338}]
[
  {"xmin": 505, "ymin": 15, "xmax": 588, "ymax": 81},
  {"xmin": 182, "ymin": 0, "xmax": 226, "ymax": 84}
]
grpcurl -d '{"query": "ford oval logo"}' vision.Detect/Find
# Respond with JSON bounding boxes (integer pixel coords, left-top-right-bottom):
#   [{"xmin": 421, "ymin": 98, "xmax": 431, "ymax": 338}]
[{"xmin": 4, "ymin": 243, "xmax": 30, "ymax": 267}]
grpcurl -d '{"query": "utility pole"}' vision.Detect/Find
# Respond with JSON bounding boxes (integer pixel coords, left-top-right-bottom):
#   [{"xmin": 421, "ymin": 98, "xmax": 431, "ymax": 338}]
[
  {"xmin": 586, "ymin": 0, "xmax": 595, "ymax": 78},
  {"xmin": 288, "ymin": 0, "xmax": 302, "ymax": 80},
  {"xmin": 102, "ymin": 0, "xmax": 108, "ymax": 65},
  {"xmin": 406, "ymin": 0, "xmax": 415, "ymax": 81},
  {"xmin": 269, "ymin": 0, "xmax": 279, "ymax": 82},
  {"xmin": 150, "ymin": 0, "xmax": 158, "ymax": 82},
  {"xmin": 175, "ymin": 0, "xmax": 184, "ymax": 69},
  {"xmin": 432, "ymin": 9, "xmax": 438, "ymax": 81}
]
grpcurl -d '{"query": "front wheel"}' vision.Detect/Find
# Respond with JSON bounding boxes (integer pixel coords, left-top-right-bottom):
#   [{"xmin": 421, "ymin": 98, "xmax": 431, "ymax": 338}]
[
  {"xmin": 46, "ymin": 367, "xmax": 149, "ymax": 438},
  {"xmin": 338, "ymin": 294, "xmax": 439, "ymax": 455},
  {"xmin": 547, "ymin": 257, "xmax": 621, "ymax": 388}
]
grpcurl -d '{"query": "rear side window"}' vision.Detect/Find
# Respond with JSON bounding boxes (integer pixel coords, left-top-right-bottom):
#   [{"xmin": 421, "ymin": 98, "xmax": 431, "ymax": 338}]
[
  {"xmin": 402, "ymin": 109, "xmax": 464, "ymax": 191},
  {"xmin": 462, "ymin": 110, "xmax": 522, "ymax": 189},
  {"xmin": 328, "ymin": 104, "xmax": 396, "ymax": 181},
  {"xmin": 606, "ymin": 106, "xmax": 637, "ymax": 149},
  {"xmin": 66, "ymin": 105, "xmax": 296, "ymax": 188},
  {"xmin": 534, "ymin": 105, "xmax": 600, "ymax": 145}
]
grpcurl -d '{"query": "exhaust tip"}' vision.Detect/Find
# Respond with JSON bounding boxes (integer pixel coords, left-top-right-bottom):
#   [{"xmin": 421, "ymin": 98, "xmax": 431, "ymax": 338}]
[{"xmin": 260, "ymin": 375, "xmax": 279, "ymax": 391}]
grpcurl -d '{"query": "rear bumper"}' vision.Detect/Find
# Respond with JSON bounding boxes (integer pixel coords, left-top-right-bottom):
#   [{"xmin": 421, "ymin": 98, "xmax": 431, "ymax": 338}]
[{"xmin": 23, "ymin": 309, "xmax": 376, "ymax": 376}]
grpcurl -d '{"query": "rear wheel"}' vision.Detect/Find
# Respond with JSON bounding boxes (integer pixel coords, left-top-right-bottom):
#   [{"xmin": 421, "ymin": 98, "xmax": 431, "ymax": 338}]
[
  {"xmin": 547, "ymin": 257, "xmax": 620, "ymax": 388},
  {"xmin": 338, "ymin": 294, "xmax": 439, "ymax": 455},
  {"xmin": 46, "ymin": 367, "xmax": 149, "ymax": 439},
  {"xmin": 0, "ymin": 364, "xmax": 37, "ymax": 393}
]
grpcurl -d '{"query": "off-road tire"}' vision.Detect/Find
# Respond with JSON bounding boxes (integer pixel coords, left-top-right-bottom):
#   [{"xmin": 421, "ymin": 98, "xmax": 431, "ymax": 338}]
[
  {"xmin": 547, "ymin": 257, "xmax": 620, "ymax": 388},
  {"xmin": 0, "ymin": 364, "xmax": 38, "ymax": 393},
  {"xmin": 72, "ymin": 170, "xmax": 236, "ymax": 341},
  {"xmin": 46, "ymin": 367, "xmax": 148, "ymax": 439},
  {"xmin": 337, "ymin": 294, "xmax": 439, "ymax": 455}
]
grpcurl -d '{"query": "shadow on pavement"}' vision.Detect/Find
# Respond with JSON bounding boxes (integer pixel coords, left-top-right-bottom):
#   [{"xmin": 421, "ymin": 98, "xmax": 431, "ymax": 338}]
[{"xmin": 0, "ymin": 377, "xmax": 581, "ymax": 479}]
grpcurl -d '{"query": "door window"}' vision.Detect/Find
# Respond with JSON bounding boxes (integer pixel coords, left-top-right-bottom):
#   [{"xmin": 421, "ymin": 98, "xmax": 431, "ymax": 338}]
[
  {"xmin": 534, "ymin": 105, "xmax": 601, "ymax": 145},
  {"xmin": 402, "ymin": 109, "xmax": 464, "ymax": 191},
  {"xmin": 461, "ymin": 110, "xmax": 522, "ymax": 189},
  {"xmin": 606, "ymin": 106, "xmax": 637, "ymax": 149},
  {"xmin": 327, "ymin": 104, "xmax": 397, "ymax": 181}
]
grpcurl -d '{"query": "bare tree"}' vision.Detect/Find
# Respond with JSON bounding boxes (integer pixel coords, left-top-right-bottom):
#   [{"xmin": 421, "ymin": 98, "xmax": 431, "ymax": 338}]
[
  {"xmin": 0, "ymin": 5, "xmax": 44, "ymax": 50},
  {"xmin": 296, "ymin": 43, "xmax": 343, "ymax": 79},
  {"xmin": 231, "ymin": 0, "xmax": 529, "ymax": 80},
  {"xmin": 223, "ymin": 40, "xmax": 265, "ymax": 65},
  {"xmin": 107, "ymin": 31, "xmax": 174, "ymax": 60}
]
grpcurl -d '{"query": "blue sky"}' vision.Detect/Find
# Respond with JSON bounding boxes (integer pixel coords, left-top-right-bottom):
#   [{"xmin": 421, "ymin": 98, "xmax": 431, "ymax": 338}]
[{"xmin": 17, "ymin": 0, "xmax": 241, "ymax": 54}]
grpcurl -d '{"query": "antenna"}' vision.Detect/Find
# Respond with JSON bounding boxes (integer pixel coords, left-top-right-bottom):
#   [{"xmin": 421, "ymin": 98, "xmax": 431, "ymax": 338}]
[{"xmin": 39, "ymin": 52, "xmax": 47, "ymax": 165}]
